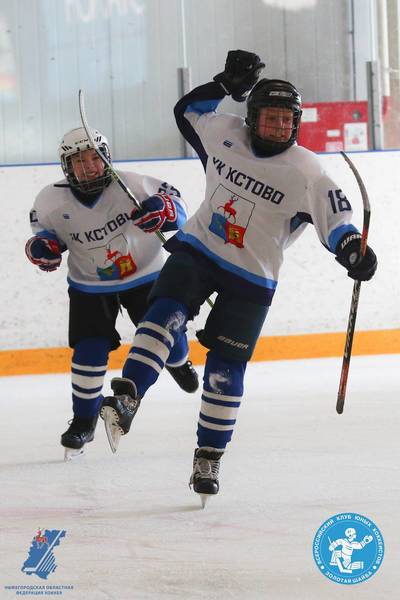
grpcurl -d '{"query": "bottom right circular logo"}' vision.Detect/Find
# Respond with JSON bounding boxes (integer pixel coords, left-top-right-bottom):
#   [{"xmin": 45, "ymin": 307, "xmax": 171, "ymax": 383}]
[{"xmin": 312, "ymin": 512, "xmax": 384, "ymax": 585}]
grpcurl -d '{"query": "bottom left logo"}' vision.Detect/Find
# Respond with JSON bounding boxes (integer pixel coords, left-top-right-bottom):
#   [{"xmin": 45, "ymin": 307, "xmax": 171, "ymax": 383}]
[{"xmin": 21, "ymin": 528, "xmax": 66, "ymax": 580}]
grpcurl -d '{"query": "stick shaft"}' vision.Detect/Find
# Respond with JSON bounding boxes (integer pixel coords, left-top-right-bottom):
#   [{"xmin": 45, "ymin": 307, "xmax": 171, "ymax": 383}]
[
  {"xmin": 78, "ymin": 90, "xmax": 214, "ymax": 309},
  {"xmin": 336, "ymin": 280, "xmax": 361, "ymax": 413},
  {"xmin": 78, "ymin": 90, "xmax": 166, "ymax": 243},
  {"xmin": 336, "ymin": 152, "xmax": 371, "ymax": 414}
]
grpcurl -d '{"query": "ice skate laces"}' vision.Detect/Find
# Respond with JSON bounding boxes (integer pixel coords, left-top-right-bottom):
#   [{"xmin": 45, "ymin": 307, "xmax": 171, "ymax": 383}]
[
  {"xmin": 119, "ymin": 394, "xmax": 138, "ymax": 412},
  {"xmin": 195, "ymin": 456, "xmax": 220, "ymax": 481}
]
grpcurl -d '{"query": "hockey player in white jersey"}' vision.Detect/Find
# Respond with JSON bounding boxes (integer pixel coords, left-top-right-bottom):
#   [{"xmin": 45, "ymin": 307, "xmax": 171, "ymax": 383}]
[
  {"xmin": 25, "ymin": 127, "xmax": 198, "ymax": 460},
  {"xmin": 99, "ymin": 50, "xmax": 377, "ymax": 505}
]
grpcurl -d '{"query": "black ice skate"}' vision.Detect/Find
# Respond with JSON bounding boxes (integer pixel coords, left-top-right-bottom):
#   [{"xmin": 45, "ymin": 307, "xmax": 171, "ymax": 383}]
[
  {"xmin": 61, "ymin": 414, "xmax": 98, "ymax": 461},
  {"xmin": 166, "ymin": 360, "xmax": 199, "ymax": 393},
  {"xmin": 189, "ymin": 447, "xmax": 224, "ymax": 508},
  {"xmin": 100, "ymin": 377, "xmax": 141, "ymax": 453}
]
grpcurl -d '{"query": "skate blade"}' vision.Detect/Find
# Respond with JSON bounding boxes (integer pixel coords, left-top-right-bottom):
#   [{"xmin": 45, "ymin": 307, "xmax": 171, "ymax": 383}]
[
  {"xmin": 64, "ymin": 447, "xmax": 85, "ymax": 461},
  {"xmin": 199, "ymin": 493, "xmax": 212, "ymax": 509},
  {"xmin": 101, "ymin": 406, "xmax": 122, "ymax": 453}
]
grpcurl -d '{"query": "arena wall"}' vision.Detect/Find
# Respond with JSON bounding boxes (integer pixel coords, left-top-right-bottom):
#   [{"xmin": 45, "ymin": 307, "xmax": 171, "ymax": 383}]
[{"xmin": 1, "ymin": 151, "xmax": 398, "ymax": 374}]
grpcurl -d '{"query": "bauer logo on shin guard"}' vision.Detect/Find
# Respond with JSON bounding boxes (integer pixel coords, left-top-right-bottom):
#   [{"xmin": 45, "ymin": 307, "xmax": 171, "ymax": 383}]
[
  {"xmin": 217, "ymin": 335, "xmax": 249, "ymax": 350},
  {"xmin": 312, "ymin": 513, "xmax": 384, "ymax": 585}
]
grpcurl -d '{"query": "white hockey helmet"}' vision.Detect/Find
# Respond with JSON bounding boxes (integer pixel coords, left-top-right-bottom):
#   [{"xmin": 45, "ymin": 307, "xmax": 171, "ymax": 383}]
[
  {"xmin": 58, "ymin": 127, "xmax": 112, "ymax": 194},
  {"xmin": 345, "ymin": 528, "xmax": 356, "ymax": 540}
]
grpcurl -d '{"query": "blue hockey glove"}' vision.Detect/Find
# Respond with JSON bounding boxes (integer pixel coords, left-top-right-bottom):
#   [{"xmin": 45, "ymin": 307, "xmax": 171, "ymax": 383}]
[
  {"xmin": 25, "ymin": 236, "xmax": 62, "ymax": 272},
  {"xmin": 213, "ymin": 50, "xmax": 265, "ymax": 102},
  {"xmin": 131, "ymin": 193, "xmax": 177, "ymax": 233},
  {"xmin": 335, "ymin": 232, "xmax": 377, "ymax": 281}
]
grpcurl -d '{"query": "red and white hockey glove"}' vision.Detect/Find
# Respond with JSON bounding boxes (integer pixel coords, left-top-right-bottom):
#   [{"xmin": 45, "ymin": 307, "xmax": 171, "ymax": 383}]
[
  {"xmin": 131, "ymin": 193, "xmax": 177, "ymax": 233},
  {"xmin": 25, "ymin": 236, "xmax": 62, "ymax": 272}
]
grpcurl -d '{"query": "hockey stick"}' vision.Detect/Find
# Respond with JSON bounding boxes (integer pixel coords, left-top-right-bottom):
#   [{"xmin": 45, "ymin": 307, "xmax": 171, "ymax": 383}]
[
  {"xmin": 336, "ymin": 151, "xmax": 371, "ymax": 414},
  {"xmin": 78, "ymin": 89, "xmax": 167, "ymax": 244},
  {"xmin": 78, "ymin": 89, "xmax": 214, "ymax": 309}
]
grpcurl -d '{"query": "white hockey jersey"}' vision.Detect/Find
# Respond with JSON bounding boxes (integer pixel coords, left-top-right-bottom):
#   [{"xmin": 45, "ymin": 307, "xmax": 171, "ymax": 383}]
[
  {"xmin": 173, "ymin": 109, "xmax": 358, "ymax": 305},
  {"xmin": 29, "ymin": 171, "xmax": 187, "ymax": 293}
]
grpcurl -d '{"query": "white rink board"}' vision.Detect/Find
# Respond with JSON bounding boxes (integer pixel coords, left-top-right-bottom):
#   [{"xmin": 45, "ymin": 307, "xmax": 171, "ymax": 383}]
[{"xmin": 0, "ymin": 151, "xmax": 398, "ymax": 350}]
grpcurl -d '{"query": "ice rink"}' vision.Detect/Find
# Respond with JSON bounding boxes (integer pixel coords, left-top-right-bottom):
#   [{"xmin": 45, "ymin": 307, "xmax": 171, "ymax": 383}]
[{"xmin": 0, "ymin": 354, "xmax": 399, "ymax": 599}]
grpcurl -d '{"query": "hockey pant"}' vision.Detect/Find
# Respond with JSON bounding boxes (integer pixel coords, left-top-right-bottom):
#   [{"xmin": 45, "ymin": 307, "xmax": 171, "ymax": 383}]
[{"xmin": 122, "ymin": 298, "xmax": 190, "ymax": 398}]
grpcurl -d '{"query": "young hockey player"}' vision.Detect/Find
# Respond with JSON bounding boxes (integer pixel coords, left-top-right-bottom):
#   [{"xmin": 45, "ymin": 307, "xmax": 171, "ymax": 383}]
[
  {"xmin": 25, "ymin": 127, "xmax": 198, "ymax": 460},
  {"xmin": 99, "ymin": 50, "xmax": 377, "ymax": 505}
]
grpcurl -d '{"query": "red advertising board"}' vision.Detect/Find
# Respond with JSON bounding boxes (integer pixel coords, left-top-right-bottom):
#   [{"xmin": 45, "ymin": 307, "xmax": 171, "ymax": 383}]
[{"xmin": 297, "ymin": 101, "xmax": 369, "ymax": 152}]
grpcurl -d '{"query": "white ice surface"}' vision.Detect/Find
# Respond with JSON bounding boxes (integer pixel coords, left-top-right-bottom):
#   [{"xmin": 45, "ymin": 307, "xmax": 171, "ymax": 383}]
[{"xmin": 0, "ymin": 355, "xmax": 399, "ymax": 599}]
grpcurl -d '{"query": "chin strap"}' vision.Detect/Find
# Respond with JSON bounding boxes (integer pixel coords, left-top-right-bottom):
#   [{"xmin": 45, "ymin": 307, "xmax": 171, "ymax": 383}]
[{"xmin": 250, "ymin": 137, "xmax": 294, "ymax": 157}]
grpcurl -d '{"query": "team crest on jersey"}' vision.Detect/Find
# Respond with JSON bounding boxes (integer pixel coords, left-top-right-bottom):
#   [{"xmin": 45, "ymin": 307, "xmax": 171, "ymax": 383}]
[
  {"xmin": 90, "ymin": 233, "xmax": 137, "ymax": 281},
  {"xmin": 208, "ymin": 184, "xmax": 254, "ymax": 248}
]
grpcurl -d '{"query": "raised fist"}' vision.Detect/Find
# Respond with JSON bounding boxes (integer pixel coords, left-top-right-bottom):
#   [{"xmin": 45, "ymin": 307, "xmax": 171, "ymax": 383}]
[
  {"xmin": 213, "ymin": 49, "xmax": 265, "ymax": 102},
  {"xmin": 362, "ymin": 535, "xmax": 373, "ymax": 545}
]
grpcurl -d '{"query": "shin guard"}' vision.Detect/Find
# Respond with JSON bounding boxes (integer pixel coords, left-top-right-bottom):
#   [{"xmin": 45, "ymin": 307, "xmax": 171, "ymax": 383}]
[
  {"xmin": 197, "ymin": 351, "xmax": 246, "ymax": 450},
  {"xmin": 123, "ymin": 298, "xmax": 189, "ymax": 398}
]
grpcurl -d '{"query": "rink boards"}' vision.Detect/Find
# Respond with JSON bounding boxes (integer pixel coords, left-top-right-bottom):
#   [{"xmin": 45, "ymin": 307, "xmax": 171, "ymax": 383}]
[{"xmin": 1, "ymin": 328, "xmax": 399, "ymax": 376}]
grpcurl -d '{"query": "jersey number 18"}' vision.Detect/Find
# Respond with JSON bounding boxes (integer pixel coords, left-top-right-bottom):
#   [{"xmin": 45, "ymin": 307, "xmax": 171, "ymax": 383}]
[{"xmin": 328, "ymin": 189, "xmax": 352, "ymax": 213}]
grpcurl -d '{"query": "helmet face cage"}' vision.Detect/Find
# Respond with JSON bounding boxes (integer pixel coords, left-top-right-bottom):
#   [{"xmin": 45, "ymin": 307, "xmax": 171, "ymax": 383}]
[
  {"xmin": 59, "ymin": 128, "xmax": 112, "ymax": 194},
  {"xmin": 246, "ymin": 79, "xmax": 302, "ymax": 156}
]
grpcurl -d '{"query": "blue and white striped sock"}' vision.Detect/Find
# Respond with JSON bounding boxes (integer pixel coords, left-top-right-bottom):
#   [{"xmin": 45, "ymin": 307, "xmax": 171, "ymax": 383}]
[
  {"xmin": 122, "ymin": 298, "xmax": 189, "ymax": 398},
  {"xmin": 71, "ymin": 337, "xmax": 110, "ymax": 418},
  {"xmin": 165, "ymin": 331, "xmax": 189, "ymax": 367},
  {"xmin": 197, "ymin": 351, "xmax": 247, "ymax": 450}
]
